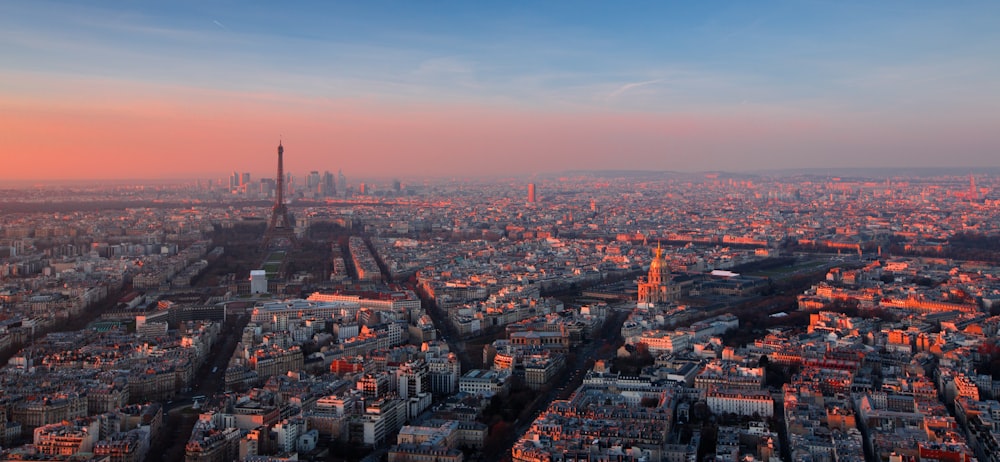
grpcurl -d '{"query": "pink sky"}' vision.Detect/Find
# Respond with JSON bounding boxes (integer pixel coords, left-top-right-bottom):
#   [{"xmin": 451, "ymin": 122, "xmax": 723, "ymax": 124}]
[{"xmin": 2, "ymin": 77, "xmax": 997, "ymax": 182}]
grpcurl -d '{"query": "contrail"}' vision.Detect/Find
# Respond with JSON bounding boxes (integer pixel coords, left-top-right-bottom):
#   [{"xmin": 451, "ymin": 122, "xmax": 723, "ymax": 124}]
[
  {"xmin": 609, "ymin": 79, "xmax": 664, "ymax": 99},
  {"xmin": 213, "ymin": 19, "xmax": 227, "ymax": 30}
]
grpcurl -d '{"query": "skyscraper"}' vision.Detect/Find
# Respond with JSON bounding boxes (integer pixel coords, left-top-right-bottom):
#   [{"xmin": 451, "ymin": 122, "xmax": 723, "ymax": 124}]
[
  {"xmin": 323, "ymin": 171, "xmax": 335, "ymax": 197},
  {"xmin": 527, "ymin": 183, "xmax": 536, "ymax": 203}
]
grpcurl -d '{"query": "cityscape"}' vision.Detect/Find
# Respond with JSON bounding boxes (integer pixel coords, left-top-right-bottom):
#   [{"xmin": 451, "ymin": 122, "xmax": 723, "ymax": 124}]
[
  {"xmin": 2, "ymin": 152, "xmax": 1000, "ymax": 462},
  {"xmin": 3, "ymin": 2, "xmax": 1000, "ymax": 462}
]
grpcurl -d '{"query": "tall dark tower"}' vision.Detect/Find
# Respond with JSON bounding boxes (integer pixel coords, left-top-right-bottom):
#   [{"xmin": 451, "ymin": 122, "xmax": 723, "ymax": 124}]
[{"xmin": 262, "ymin": 141, "xmax": 298, "ymax": 249}]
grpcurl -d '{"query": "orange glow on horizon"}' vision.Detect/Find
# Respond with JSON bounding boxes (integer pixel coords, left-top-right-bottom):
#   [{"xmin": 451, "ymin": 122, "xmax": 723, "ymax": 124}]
[
  {"xmin": 2, "ymin": 88, "xmax": 814, "ymax": 181},
  {"xmin": 4, "ymin": 76, "xmax": 990, "ymax": 181}
]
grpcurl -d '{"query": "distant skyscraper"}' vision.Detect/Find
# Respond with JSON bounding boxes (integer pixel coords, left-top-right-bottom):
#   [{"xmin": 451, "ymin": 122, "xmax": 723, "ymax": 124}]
[
  {"xmin": 259, "ymin": 178, "xmax": 275, "ymax": 197},
  {"xmin": 527, "ymin": 183, "xmax": 536, "ymax": 203},
  {"xmin": 241, "ymin": 172, "xmax": 251, "ymax": 187},
  {"xmin": 323, "ymin": 171, "xmax": 335, "ymax": 196}
]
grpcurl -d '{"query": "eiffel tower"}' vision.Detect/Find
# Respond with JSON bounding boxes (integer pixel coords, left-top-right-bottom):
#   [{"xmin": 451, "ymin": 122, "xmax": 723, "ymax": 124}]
[{"xmin": 262, "ymin": 141, "xmax": 298, "ymax": 249}]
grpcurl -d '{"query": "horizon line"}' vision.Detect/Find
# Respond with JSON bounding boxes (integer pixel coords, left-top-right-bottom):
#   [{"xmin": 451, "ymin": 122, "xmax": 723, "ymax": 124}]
[{"xmin": 1, "ymin": 166, "xmax": 997, "ymax": 188}]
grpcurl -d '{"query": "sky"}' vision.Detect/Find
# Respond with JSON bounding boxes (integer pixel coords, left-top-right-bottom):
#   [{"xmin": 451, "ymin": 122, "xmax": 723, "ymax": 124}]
[{"xmin": 2, "ymin": 1, "xmax": 999, "ymax": 182}]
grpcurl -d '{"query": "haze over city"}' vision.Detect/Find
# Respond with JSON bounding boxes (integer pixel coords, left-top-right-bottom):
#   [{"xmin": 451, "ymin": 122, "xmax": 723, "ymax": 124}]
[{"xmin": 2, "ymin": 0, "xmax": 999, "ymax": 182}]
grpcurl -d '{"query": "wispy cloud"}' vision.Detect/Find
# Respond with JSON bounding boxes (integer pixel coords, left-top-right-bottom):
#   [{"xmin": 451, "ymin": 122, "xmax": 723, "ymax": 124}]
[{"xmin": 607, "ymin": 79, "xmax": 665, "ymax": 100}]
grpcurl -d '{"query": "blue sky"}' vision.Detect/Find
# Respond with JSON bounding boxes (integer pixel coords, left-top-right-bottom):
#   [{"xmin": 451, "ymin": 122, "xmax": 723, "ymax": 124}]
[{"xmin": 2, "ymin": 1, "xmax": 999, "ymax": 179}]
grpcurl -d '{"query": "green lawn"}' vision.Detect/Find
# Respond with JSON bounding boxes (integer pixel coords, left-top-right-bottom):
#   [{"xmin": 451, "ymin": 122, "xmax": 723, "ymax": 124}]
[
  {"xmin": 263, "ymin": 251, "xmax": 285, "ymax": 275},
  {"xmin": 748, "ymin": 260, "xmax": 831, "ymax": 278}
]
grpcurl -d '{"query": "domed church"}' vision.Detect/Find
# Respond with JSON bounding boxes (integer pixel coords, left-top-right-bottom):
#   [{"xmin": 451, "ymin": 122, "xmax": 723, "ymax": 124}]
[{"xmin": 637, "ymin": 243, "xmax": 679, "ymax": 308}]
